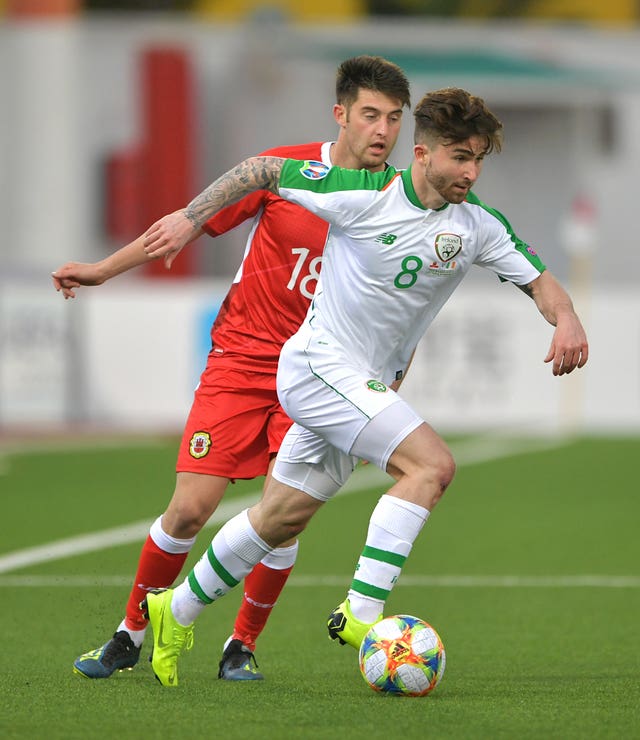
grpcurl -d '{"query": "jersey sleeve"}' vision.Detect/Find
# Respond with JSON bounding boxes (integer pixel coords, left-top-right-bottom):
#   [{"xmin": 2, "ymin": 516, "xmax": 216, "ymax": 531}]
[
  {"xmin": 278, "ymin": 159, "xmax": 397, "ymax": 230},
  {"xmin": 468, "ymin": 193, "xmax": 546, "ymax": 285}
]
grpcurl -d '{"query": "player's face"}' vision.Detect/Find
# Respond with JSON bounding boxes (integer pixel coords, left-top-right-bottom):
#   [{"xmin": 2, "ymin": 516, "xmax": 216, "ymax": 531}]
[
  {"xmin": 419, "ymin": 136, "xmax": 487, "ymax": 205},
  {"xmin": 334, "ymin": 89, "xmax": 404, "ymax": 171}
]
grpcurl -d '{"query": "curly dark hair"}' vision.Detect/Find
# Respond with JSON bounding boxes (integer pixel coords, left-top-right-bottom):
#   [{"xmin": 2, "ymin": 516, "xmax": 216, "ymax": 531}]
[{"xmin": 413, "ymin": 88, "xmax": 503, "ymax": 153}]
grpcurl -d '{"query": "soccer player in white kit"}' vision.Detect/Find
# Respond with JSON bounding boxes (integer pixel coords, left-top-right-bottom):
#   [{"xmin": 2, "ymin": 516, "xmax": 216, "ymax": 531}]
[{"xmin": 137, "ymin": 87, "xmax": 589, "ymax": 686}]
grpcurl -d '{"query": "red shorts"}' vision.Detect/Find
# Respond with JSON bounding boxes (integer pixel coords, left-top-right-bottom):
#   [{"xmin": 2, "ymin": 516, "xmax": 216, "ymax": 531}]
[{"xmin": 176, "ymin": 354, "xmax": 292, "ymax": 479}]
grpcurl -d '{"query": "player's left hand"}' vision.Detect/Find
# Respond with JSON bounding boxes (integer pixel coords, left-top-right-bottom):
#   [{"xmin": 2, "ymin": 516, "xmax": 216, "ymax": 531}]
[
  {"xmin": 143, "ymin": 210, "xmax": 196, "ymax": 269},
  {"xmin": 544, "ymin": 313, "xmax": 589, "ymax": 376}
]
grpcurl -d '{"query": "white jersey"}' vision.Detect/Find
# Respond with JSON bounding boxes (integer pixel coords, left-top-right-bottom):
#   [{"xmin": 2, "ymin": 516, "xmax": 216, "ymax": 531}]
[{"xmin": 278, "ymin": 159, "xmax": 545, "ymax": 384}]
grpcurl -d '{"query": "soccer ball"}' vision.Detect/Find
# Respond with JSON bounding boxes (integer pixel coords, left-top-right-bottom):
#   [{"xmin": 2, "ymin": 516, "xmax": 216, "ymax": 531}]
[{"xmin": 358, "ymin": 614, "xmax": 446, "ymax": 697}]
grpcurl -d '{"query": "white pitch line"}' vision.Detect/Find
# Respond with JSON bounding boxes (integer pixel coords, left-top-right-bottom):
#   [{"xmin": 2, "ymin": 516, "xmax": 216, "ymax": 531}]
[
  {"xmin": 287, "ymin": 574, "xmax": 640, "ymax": 588},
  {"xmin": 1, "ymin": 574, "xmax": 639, "ymax": 588},
  {"xmin": 0, "ymin": 493, "xmax": 261, "ymax": 575},
  {"xmin": 0, "ymin": 434, "xmax": 567, "ymax": 574}
]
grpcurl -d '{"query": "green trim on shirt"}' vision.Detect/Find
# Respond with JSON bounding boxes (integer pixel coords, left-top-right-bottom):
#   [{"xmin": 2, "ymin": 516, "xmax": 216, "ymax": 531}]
[
  {"xmin": 280, "ymin": 159, "xmax": 398, "ymax": 193},
  {"xmin": 466, "ymin": 189, "xmax": 546, "ymax": 275}
]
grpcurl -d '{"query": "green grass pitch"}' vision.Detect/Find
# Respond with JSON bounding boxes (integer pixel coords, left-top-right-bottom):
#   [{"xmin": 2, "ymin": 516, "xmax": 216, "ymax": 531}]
[{"xmin": 1, "ymin": 434, "xmax": 639, "ymax": 739}]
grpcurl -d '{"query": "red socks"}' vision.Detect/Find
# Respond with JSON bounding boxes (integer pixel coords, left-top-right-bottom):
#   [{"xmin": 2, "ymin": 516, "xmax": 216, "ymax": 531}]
[
  {"xmin": 231, "ymin": 562, "xmax": 294, "ymax": 651},
  {"xmin": 124, "ymin": 535, "xmax": 189, "ymax": 631}
]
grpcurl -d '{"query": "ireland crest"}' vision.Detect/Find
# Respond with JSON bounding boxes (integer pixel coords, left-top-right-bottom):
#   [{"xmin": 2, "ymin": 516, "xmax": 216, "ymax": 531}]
[{"xmin": 435, "ymin": 233, "xmax": 462, "ymax": 262}]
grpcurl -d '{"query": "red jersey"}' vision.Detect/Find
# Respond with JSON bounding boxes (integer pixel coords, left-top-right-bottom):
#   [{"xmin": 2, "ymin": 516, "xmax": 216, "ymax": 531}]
[{"xmin": 202, "ymin": 141, "xmax": 332, "ymax": 372}]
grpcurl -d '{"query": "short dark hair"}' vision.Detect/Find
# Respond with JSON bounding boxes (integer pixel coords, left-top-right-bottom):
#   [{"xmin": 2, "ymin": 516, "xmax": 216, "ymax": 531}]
[
  {"xmin": 336, "ymin": 55, "xmax": 411, "ymax": 110},
  {"xmin": 413, "ymin": 88, "xmax": 503, "ymax": 154}
]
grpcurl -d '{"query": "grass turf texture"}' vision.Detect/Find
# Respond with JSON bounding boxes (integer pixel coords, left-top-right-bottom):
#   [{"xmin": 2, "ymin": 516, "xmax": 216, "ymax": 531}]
[{"xmin": 1, "ymin": 434, "xmax": 639, "ymax": 739}]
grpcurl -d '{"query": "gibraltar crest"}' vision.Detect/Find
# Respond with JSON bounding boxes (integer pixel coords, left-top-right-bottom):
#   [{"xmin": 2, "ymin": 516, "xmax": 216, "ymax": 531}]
[
  {"xmin": 434, "ymin": 233, "xmax": 462, "ymax": 262},
  {"xmin": 189, "ymin": 431, "xmax": 211, "ymax": 459}
]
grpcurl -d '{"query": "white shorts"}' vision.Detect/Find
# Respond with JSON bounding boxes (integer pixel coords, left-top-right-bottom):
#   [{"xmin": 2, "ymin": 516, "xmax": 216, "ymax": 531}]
[{"xmin": 273, "ymin": 338, "xmax": 424, "ymax": 501}]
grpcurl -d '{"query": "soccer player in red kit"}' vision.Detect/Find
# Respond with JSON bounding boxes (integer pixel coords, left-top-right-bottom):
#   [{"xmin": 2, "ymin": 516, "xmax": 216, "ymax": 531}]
[{"xmin": 52, "ymin": 55, "xmax": 411, "ymax": 680}]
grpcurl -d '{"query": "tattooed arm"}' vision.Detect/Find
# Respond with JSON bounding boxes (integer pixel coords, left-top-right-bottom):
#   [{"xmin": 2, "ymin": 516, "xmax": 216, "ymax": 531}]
[{"xmin": 143, "ymin": 156, "xmax": 284, "ymax": 268}]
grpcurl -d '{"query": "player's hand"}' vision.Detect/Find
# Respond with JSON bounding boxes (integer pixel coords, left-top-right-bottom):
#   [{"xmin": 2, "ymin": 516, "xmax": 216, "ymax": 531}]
[
  {"xmin": 544, "ymin": 313, "xmax": 589, "ymax": 376},
  {"xmin": 143, "ymin": 210, "xmax": 195, "ymax": 269},
  {"xmin": 51, "ymin": 262, "xmax": 105, "ymax": 299}
]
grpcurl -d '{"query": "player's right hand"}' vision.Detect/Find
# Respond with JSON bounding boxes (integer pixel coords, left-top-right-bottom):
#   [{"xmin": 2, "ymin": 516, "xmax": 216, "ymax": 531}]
[{"xmin": 51, "ymin": 262, "xmax": 104, "ymax": 299}]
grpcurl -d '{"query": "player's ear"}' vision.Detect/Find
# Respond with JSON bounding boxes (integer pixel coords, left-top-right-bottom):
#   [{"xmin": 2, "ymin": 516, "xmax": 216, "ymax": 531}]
[
  {"xmin": 414, "ymin": 143, "xmax": 428, "ymax": 163},
  {"xmin": 333, "ymin": 103, "xmax": 347, "ymax": 128}
]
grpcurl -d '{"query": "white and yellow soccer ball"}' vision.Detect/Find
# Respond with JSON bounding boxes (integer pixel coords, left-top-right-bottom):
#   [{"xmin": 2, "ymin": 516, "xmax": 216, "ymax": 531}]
[{"xmin": 358, "ymin": 614, "xmax": 446, "ymax": 697}]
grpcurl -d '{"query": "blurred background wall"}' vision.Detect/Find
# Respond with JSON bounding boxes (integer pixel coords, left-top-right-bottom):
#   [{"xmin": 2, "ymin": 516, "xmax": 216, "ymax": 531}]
[{"xmin": 0, "ymin": 0, "xmax": 639, "ymax": 435}]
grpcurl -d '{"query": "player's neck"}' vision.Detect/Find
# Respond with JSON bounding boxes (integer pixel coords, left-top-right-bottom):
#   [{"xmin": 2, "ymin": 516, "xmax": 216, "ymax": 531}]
[{"xmin": 330, "ymin": 141, "xmax": 351, "ymax": 168}]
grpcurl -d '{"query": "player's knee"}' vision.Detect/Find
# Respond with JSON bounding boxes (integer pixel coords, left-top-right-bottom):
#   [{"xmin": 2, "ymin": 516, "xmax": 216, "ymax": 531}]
[
  {"xmin": 279, "ymin": 518, "xmax": 307, "ymax": 541},
  {"xmin": 267, "ymin": 513, "xmax": 309, "ymax": 545},
  {"xmin": 162, "ymin": 498, "xmax": 209, "ymax": 538},
  {"xmin": 251, "ymin": 507, "xmax": 309, "ymax": 547},
  {"xmin": 437, "ymin": 448, "xmax": 456, "ymax": 490},
  {"xmin": 253, "ymin": 477, "xmax": 323, "ymax": 545},
  {"xmin": 417, "ymin": 450, "xmax": 456, "ymax": 508}
]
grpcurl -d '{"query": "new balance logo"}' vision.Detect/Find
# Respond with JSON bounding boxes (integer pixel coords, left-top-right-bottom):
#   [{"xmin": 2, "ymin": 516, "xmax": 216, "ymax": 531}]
[{"xmin": 375, "ymin": 233, "xmax": 398, "ymax": 245}]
